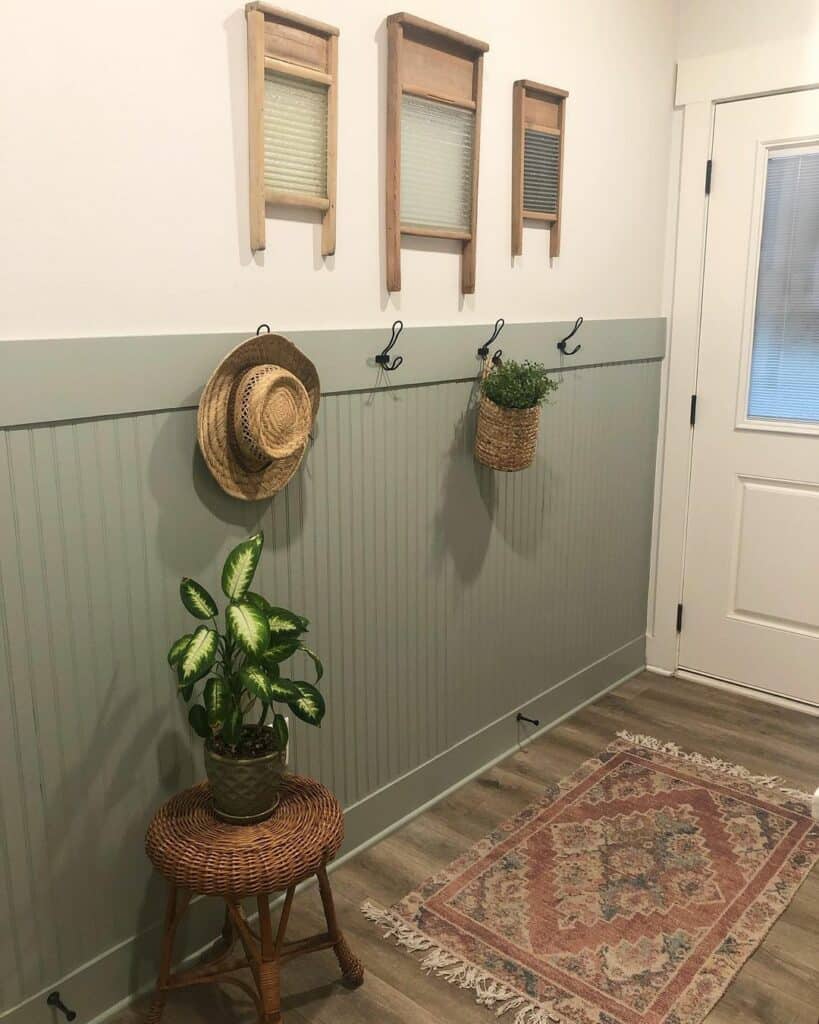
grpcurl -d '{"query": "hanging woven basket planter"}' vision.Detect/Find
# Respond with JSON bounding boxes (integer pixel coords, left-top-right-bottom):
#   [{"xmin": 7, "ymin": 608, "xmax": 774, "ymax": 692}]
[
  {"xmin": 475, "ymin": 395, "xmax": 540, "ymax": 471},
  {"xmin": 474, "ymin": 359, "xmax": 542, "ymax": 472}
]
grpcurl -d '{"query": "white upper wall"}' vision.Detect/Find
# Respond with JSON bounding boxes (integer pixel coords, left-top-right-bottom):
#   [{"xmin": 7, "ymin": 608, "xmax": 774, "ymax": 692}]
[
  {"xmin": 0, "ymin": 1, "xmax": 676, "ymax": 339},
  {"xmin": 676, "ymin": 0, "xmax": 819, "ymax": 60}
]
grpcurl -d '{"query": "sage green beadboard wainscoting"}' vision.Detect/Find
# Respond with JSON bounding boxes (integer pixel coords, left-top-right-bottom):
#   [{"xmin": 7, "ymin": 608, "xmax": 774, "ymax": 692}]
[{"xmin": 0, "ymin": 321, "xmax": 663, "ymax": 1022}]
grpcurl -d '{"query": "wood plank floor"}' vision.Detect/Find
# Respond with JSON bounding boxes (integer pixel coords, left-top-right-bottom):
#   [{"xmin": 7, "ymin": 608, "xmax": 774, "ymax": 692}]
[{"xmin": 116, "ymin": 672, "xmax": 819, "ymax": 1024}]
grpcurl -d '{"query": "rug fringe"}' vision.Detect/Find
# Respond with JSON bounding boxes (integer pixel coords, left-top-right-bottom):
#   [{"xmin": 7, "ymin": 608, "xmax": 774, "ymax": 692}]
[
  {"xmin": 616, "ymin": 730, "xmax": 811, "ymax": 803},
  {"xmin": 361, "ymin": 901, "xmax": 562, "ymax": 1023}
]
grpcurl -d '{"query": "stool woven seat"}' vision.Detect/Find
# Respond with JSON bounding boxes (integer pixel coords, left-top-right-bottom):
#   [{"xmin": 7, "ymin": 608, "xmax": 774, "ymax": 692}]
[
  {"xmin": 142, "ymin": 774, "xmax": 362, "ymax": 1024},
  {"xmin": 145, "ymin": 776, "xmax": 343, "ymax": 898}
]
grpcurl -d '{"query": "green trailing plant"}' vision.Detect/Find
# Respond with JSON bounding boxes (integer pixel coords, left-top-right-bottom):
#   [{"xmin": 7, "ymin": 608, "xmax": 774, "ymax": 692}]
[
  {"xmin": 481, "ymin": 359, "xmax": 559, "ymax": 410},
  {"xmin": 168, "ymin": 531, "xmax": 324, "ymax": 755}
]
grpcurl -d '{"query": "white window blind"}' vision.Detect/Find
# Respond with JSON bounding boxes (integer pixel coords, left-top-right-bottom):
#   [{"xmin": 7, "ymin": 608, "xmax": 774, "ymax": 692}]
[
  {"xmin": 400, "ymin": 95, "xmax": 474, "ymax": 232},
  {"xmin": 263, "ymin": 70, "xmax": 328, "ymax": 198},
  {"xmin": 748, "ymin": 149, "xmax": 819, "ymax": 422}
]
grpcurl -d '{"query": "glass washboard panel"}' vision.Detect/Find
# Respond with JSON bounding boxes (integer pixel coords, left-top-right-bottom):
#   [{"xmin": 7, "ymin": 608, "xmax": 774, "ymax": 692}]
[
  {"xmin": 263, "ymin": 70, "xmax": 328, "ymax": 198},
  {"xmin": 523, "ymin": 129, "xmax": 560, "ymax": 214},
  {"xmin": 747, "ymin": 149, "xmax": 819, "ymax": 423},
  {"xmin": 401, "ymin": 95, "xmax": 474, "ymax": 232}
]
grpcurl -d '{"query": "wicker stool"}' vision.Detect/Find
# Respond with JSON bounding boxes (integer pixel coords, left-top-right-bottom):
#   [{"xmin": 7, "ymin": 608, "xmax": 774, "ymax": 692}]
[{"xmin": 143, "ymin": 775, "xmax": 363, "ymax": 1023}]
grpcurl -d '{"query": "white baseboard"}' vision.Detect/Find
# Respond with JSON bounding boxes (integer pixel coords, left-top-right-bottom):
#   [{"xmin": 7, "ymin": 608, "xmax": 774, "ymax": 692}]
[{"xmin": 674, "ymin": 668, "xmax": 819, "ymax": 716}]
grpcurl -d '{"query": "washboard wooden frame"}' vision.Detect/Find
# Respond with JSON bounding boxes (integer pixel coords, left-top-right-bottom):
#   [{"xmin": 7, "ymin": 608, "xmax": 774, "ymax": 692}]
[
  {"xmin": 512, "ymin": 80, "xmax": 567, "ymax": 258},
  {"xmin": 246, "ymin": 3, "xmax": 339, "ymax": 256},
  {"xmin": 386, "ymin": 13, "xmax": 489, "ymax": 295}
]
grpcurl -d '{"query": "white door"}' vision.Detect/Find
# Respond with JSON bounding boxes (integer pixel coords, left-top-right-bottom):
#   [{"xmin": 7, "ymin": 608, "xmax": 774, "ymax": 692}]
[{"xmin": 680, "ymin": 90, "xmax": 819, "ymax": 706}]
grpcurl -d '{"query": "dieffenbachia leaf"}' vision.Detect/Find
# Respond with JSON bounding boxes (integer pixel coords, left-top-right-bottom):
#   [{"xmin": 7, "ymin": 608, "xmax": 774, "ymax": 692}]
[
  {"xmin": 167, "ymin": 634, "xmax": 193, "ymax": 667},
  {"xmin": 179, "ymin": 578, "xmax": 218, "ymax": 619},
  {"xmin": 179, "ymin": 666, "xmax": 195, "ymax": 702},
  {"xmin": 221, "ymin": 532, "xmax": 263, "ymax": 601},
  {"xmin": 267, "ymin": 676, "xmax": 301, "ymax": 703},
  {"xmin": 262, "ymin": 637, "xmax": 300, "ymax": 665},
  {"xmin": 246, "ymin": 591, "xmax": 273, "ymax": 616},
  {"xmin": 267, "ymin": 606, "xmax": 308, "ymax": 636},
  {"xmin": 204, "ymin": 677, "xmax": 232, "ymax": 729},
  {"xmin": 188, "ymin": 704, "xmax": 210, "ymax": 738},
  {"xmin": 238, "ymin": 664, "xmax": 274, "ymax": 702},
  {"xmin": 288, "ymin": 681, "xmax": 326, "ymax": 726},
  {"xmin": 179, "ymin": 626, "xmax": 218, "ymax": 685},
  {"xmin": 272, "ymin": 713, "xmax": 289, "ymax": 751},
  {"xmin": 227, "ymin": 600, "xmax": 270, "ymax": 656},
  {"xmin": 299, "ymin": 643, "xmax": 323, "ymax": 683},
  {"xmin": 257, "ymin": 653, "xmax": 281, "ymax": 679}
]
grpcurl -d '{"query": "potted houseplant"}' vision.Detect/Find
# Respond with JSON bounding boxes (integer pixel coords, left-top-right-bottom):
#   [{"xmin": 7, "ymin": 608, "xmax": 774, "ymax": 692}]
[
  {"xmin": 474, "ymin": 358, "xmax": 559, "ymax": 471},
  {"xmin": 167, "ymin": 531, "xmax": 324, "ymax": 823}
]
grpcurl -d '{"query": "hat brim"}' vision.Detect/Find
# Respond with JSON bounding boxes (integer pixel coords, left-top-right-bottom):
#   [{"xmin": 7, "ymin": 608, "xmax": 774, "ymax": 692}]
[{"xmin": 197, "ymin": 334, "xmax": 320, "ymax": 501}]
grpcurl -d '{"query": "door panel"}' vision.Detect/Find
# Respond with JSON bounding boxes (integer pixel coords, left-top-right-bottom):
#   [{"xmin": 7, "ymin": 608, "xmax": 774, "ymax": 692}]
[
  {"xmin": 732, "ymin": 477, "xmax": 819, "ymax": 635},
  {"xmin": 680, "ymin": 90, "xmax": 819, "ymax": 705}
]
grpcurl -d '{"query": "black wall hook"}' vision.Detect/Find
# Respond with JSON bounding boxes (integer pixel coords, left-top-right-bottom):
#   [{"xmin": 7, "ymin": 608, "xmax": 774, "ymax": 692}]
[
  {"xmin": 477, "ymin": 318, "xmax": 505, "ymax": 359},
  {"xmin": 516, "ymin": 713, "xmax": 540, "ymax": 727},
  {"xmin": 256, "ymin": 323, "xmax": 271, "ymax": 335},
  {"xmin": 47, "ymin": 992, "xmax": 77, "ymax": 1021},
  {"xmin": 375, "ymin": 320, "xmax": 404, "ymax": 371},
  {"xmin": 556, "ymin": 316, "xmax": 583, "ymax": 356}
]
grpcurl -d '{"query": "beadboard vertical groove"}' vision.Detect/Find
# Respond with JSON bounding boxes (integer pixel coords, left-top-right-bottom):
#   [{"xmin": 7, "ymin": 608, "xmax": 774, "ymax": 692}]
[{"xmin": 0, "ymin": 360, "xmax": 660, "ymax": 1014}]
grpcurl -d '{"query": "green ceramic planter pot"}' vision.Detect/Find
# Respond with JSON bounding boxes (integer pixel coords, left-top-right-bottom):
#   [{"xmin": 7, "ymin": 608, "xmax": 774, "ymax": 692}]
[{"xmin": 204, "ymin": 742, "xmax": 286, "ymax": 824}]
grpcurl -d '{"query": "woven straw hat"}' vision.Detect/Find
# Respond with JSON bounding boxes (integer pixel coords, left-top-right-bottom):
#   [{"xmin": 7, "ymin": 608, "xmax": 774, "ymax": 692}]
[{"xmin": 197, "ymin": 333, "xmax": 320, "ymax": 501}]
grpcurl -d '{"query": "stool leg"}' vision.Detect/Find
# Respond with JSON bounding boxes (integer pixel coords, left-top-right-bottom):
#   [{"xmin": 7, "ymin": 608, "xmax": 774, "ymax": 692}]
[
  {"xmin": 145, "ymin": 884, "xmax": 191, "ymax": 1024},
  {"xmin": 256, "ymin": 893, "xmax": 282, "ymax": 1024},
  {"xmin": 220, "ymin": 903, "xmax": 234, "ymax": 949},
  {"xmin": 317, "ymin": 865, "xmax": 364, "ymax": 987}
]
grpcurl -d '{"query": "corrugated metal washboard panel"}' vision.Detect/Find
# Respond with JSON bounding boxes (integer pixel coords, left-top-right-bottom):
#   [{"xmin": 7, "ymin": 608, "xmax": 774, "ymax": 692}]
[
  {"xmin": 523, "ymin": 129, "xmax": 560, "ymax": 215},
  {"xmin": 401, "ymin": 95, "xmax": 474, "ymax": 232},
  {"xmin": 264, "ymin": 70, "xmax": 328, "ymax": 197}
]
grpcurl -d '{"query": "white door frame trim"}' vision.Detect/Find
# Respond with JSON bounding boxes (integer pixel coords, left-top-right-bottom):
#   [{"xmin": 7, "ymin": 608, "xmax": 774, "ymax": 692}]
[{"xmin": 647, "ymin": 40, "xmax": 819, "ymax": 675}]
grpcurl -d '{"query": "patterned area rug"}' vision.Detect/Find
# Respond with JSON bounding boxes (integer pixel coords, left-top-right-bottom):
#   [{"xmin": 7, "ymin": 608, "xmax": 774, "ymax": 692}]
[{"xmin": 363, "ymin": 732, "xmax": 818, "ymax": 1024}]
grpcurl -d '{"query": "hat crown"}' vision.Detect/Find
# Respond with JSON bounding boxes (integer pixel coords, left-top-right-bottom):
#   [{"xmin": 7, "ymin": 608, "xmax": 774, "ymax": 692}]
[{"xmin": 234, "ymin": 364, "xmax": 311, "ymax": 468}]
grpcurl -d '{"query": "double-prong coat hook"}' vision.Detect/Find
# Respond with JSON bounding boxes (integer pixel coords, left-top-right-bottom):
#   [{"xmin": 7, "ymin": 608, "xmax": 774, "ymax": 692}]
[
  {"xmin": 477, "ymin": 318, "xmax": 505, "ymax": 360},
  {"xmin": 47, "ymin": 992, "xmax": 77, "ymax": 1021},
  {"xmin": 556, "ymin": 316, "xmax": 583, "ymax": 356},
  {"xmin": 375, "ymin": 320, "xmax": 404, "ymax": 371}
]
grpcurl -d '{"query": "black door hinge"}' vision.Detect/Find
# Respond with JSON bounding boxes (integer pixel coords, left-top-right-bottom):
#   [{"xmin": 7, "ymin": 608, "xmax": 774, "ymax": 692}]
[
  {"xmin": 676, "ymin": 603, "xmax": 684, "ymax": 633},
  {"xmin": 690, "ymin": 394, "xmax": 697, "ymax": 426},
  {"xmin": 705, "ymin": 159, "xmax": 713, "ymax": 194}
]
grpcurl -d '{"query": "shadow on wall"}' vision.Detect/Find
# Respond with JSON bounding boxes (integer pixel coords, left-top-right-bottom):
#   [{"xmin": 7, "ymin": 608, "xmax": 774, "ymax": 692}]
[
  {"xmin": 146, "ymin": 377, "xmax": 551, "ymax": 588},
  {"xmin": 146, "ymin": 395, "xmax": 306, "ymax": 577},
  {"xmin": 434, "ymin": 379, "xmax": 495, "ymax": 583},
  {"xmin": 434, "ymin": 377, "xmax": 554, "ymax": 577},
  {"xmin": 492, "ymin": 433, "xmax": 554, "ymax": 560},
  {"xmin": 43, "ymin": 664, "xmax": 196, "ymax": 996},
  {"xmin": 129, "ymin": 720, "xmax": 204, "ymax": 996},
  {"xmin": 224, "ymin": 8, "xmax": 252, "ymax": 269},
  {"xmin": 374, "ymin": 18, "xmax": 394, "ymax": 313}
]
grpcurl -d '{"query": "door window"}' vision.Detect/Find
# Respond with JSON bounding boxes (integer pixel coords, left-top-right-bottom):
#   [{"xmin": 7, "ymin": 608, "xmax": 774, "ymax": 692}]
[{"xmin": 747, "ymin": 149, "xmax": 819, "ymax": 423}]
